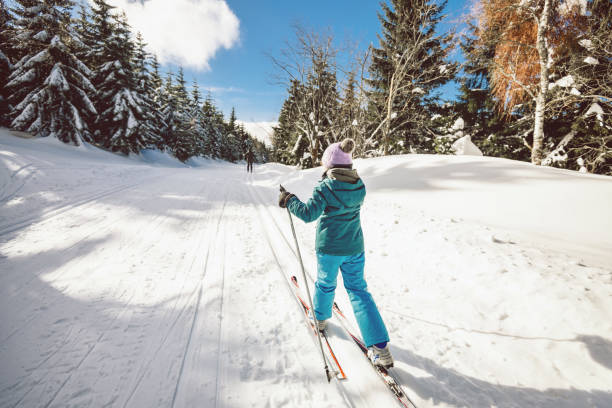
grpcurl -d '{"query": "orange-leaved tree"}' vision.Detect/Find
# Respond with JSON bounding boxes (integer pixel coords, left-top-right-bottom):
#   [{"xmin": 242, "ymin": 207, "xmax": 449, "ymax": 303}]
[{"xmin": 478, "ymin": 0, "xmax": 586, "ymax": 164}]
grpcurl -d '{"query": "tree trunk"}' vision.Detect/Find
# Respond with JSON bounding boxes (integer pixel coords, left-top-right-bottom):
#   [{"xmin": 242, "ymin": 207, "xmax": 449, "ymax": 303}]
[
  {"xmin": 383, "ymin": 83, "xmax": 394, "ymax": 156},
  {"xmin": 383, "ymin": 115, "xmax": 391, "ymax": 156},
  {"xmin": 532, "ymin": 0, "xmax": 552, "ymax": 165},
  {"xmin": 382, "ymin": 68, "xmax": 398, "ymax": 156}
]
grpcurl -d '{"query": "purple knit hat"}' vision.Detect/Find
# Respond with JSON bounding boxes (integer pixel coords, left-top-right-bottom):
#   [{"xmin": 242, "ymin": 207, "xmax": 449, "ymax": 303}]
[{"xmin": 321, "ymin": 139, "xmax": 355, "ymax": 169}]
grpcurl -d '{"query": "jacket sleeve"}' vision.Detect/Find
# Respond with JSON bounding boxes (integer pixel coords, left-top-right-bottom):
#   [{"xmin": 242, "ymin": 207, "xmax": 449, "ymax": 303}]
[{"xmin": 286, "ymin": 184, "xmax": 326, "ymax": 223}]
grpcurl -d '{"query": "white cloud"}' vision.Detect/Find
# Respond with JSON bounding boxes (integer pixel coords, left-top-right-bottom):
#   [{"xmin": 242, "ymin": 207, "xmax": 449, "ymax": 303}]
[
  {"xmin": 105, "ymin": 0, "xmax": 240, "ymax": 70},
  {"xmin": 237, "ymin": 121, "xmax": 277, "ymax": 147},
  {"xmin": 203, "ymin": 86, "xmax": 244, "ymax": 94}
]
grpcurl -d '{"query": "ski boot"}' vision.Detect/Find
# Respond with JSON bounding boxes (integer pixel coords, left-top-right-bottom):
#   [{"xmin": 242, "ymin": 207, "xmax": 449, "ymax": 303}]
[
  {"xmin": 316, "ymin": 319, "xmax": 328, "ymax": 332},
  {"xmin": 368, "ymin": 344, "xmax": 394, "ymax": 368}
]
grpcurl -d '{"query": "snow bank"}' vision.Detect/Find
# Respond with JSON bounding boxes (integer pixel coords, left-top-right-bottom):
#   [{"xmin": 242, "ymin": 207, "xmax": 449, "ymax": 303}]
[
  {"xmin": 281, "ymin": 154, "xmax": 611, "ymax": 266},
  {"xmin": 451, "ymin": 135, "xmax": 483, "ymax": 156},
  {"xmin": 139, "ymin": 148, "xmax": 187, "ymax": 167},
  {"xmin": 270, "ymin": 154, "xmax": 612, "ymax": 407}
]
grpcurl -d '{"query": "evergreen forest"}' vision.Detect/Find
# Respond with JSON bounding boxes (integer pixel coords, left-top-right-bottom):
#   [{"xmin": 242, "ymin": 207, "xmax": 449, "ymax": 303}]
[
  {"xmin": 271, "ymin": 0, "xmax": 611, "ymax": 175},
  {"xmin": 0, "ymin": 0, "xmax": 270, "ymax": 163},
  {"xmin": 1, "ymin": 0, "xmax": 610, "ymax": 174}
]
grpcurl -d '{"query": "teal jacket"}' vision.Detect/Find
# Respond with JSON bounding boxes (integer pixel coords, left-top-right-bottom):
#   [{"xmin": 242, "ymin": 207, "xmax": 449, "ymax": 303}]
[{"xmin": 287, "ymin": 168, "xmax": 365, "ymax": 256}]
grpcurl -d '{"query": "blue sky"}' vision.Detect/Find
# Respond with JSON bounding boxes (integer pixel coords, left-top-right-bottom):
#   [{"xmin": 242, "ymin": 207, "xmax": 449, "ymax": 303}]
[
  {"xmin": 187, "ymin": 0, "xmax": 385, "ymax": 123},
  {"xmin": 107, "ymin": 0, "xmax": 471, "ymax": 124}
]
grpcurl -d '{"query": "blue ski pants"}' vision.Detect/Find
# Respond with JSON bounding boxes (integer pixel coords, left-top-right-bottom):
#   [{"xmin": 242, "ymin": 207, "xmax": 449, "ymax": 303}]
[{"xmin": 313, "ymin": 251, "xmax": 389, "ymax": 347}]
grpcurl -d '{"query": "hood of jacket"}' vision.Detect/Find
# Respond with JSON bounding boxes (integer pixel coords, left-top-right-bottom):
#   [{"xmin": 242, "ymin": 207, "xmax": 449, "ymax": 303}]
[{"xmin": 324, "ymin": 168, "xmax": 360, "ymax": 184}]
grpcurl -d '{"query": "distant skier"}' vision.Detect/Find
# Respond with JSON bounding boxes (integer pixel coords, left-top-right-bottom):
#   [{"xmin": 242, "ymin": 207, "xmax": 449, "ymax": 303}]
[
  {"xmin": 245, "ymin": 148, "xmax": 255, "ymax": 173},
  {"xmin": 278, "ymin": 138, "xmax": 393, "ymax": 368}
]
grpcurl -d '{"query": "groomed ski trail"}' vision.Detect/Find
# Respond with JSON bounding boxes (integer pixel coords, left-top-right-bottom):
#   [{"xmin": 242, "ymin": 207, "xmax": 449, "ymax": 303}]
[
  {"xmin": 2, "ymin": 162, "xmax": 391, "ymax": 408},
  {"xmin": 3, "ymin": 134, "xmax": 611, "ymax": 408}
]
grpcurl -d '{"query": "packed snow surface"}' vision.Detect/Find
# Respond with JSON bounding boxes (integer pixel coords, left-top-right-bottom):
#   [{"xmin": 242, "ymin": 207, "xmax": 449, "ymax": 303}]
[{"xmin": 1, "ymin": 129, "xmax": 611, "ymax": 408}]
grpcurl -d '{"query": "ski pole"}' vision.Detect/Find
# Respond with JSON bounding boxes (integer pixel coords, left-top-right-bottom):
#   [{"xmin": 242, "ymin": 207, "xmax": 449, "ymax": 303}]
[{"xmin": 280, "ymin": 185, "xmax": 332, "ymax": 383}]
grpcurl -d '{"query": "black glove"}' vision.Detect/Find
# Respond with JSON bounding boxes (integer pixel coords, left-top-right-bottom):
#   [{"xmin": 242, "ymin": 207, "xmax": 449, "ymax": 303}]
[
  {"xmin": 278, "ymin": 185, "xmax": 295, "ymax": 208},
  {"xmin": 278, "ymin": 191, "xmax": 295, "ymax": 208}
]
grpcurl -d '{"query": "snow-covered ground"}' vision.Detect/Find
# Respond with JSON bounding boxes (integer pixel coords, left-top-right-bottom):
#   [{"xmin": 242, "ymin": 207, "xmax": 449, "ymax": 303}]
[{"xmin": 1, "ymin": 129, "xmax": 611, "ymax": 408}]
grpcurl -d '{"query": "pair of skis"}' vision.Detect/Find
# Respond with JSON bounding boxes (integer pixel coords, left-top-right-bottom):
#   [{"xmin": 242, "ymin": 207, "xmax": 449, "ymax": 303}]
[
  {"xmin": 289, "ymin": 275, "xmax": 417, "ymax": 408},
  {"xmin": 289, "ymin": 276, "xmax": 346, "ymax": 380}
]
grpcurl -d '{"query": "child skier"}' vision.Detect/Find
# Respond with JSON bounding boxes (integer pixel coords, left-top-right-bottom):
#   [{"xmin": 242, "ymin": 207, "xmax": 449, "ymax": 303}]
[{"xmin": 278, "ymin": 138, "xmax": 393, "ymax": 368}]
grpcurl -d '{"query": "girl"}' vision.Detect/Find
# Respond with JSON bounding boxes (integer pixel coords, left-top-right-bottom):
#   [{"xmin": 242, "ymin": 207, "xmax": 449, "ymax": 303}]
[{"xmin": 278, "ymin": 138, "xmax": 393, "ymax": 368}]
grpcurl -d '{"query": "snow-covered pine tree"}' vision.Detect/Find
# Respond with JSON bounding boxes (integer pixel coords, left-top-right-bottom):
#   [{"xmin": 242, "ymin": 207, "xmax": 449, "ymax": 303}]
[
  {"xmin": 88, "ymin": 0, "xmax": 113, "ymax": 67},
  {"xmin": 234, "ymin": 122, "xmax": 247, "ymax": 159},
  {"xmin": 567, "ymin": 0, "xmax": 611, "ymax": 175},
  {"xmin": 191, "ymin": 79, "xmax": 202, "ymax": 115},
  {"xmin": 133, "ymin": 32, "xmax": 159, "ymax": 149},
  {"xmin": 73, "ymin": 3, "xmax": 97, "ymax": 72},
  {"xmin": 0, "ymin": 0, "xmax": 12, "ymax": 48},
  {"xmin": 272, "ymin": 79, "xmax": 305, "ymax": 165},
  {"xmin": 200, "ymin": 92, "xmax": 224, "ymax": 159},
  {"xmin": 250, "ymin": 135, "xmax": 270, "ymax": 163},
  {"xmin": 189, "ymin": 80, "xmax": 208, "ymax": 157},
  {"xmin": 541, "ymin": 0, "xmax": 611, "ymax": 174},
  {"xmin": 6, "ymin": 0, "xmax": 96, "ymax": 144},
  {"xmin": 303, "ymin": 50, "xmax": 340, "ymax": 167},
  {"xmin": 90, "ymin": 4, "xmax": 146, "ymax": 154},
  {"xmin": 159, "ymin": 72, "xmax": 177, "ymax": 151},
  {"xmin": 148, "ymin": 54, "xmax": 166, "ymax": 150},
  {"xmin": 227, "ymin": 107, "xmax": 243, "ymax": 162},
  {"xmin": 235, "ymin": 122, "xmax": 251, "ymax": 156},
  {"xmin": 0, "ymin": 0, "xmax": 13, "ymax": 126},
  {"xmin": 210, "ymin": 96, "xmax": 227, "ymax": 159},
  {"xmin": 0, "ymin": 1, "xmax": 13, "ymax": 57},
  {"xmin": 368, "ymin": 0, "xmax": 457, "ymax": 155},
  {"xmin": 220, "ymin": 106, "xmax": 240, "ymax": 162},
  {"xmin": 229, "ymin": 107, "xmax": 247, "ymax": 158},
  {"xmin": 173, "ymin": 67, "xmax": 191, "ymax": 115},
  {"xmin": 453, "ymin": 20, "xmax": 527, "ymax": 160},
  {"xmin": 0, "ymin": 49, "xmax": 10, "ymax": 126},
  {"xmin": 167, "ymin": 67, "xmax": 196, "ymax": 161},
  {"xmin": 227, "ymin": 106, "xmax": 237, "ymax": 133},
  {"xmin": 338, "ymin": 71, "xmax": 362, "ymax": 144},
  {"xmin": 1, "ymin": 0, "xmax": 34, "ymax": 64}
]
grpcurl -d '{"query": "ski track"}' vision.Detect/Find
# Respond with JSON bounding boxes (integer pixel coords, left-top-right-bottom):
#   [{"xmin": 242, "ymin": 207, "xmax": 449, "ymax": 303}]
[
  {"xmin": 41, "ymin": 289, "xmax": 138, "ymax": 408},
  {"xmin": 0, "ymin": 175, "xmax": 180, "ymax": 344},
  {"xmin": 171, "ymin": 187, "xmax": 229, "ymax": 408},
  {"xmin": 0, "ymin": 163, "xmax": 35, "ymax": 204},
  {"xmin": 1, "ymin": 170, "xmax": 234, "ymax": 407},
  {"xmin": 0, "ymin": 171, "xmax": 160, "ymax": 238},
  {"xmin": 117, "ymin": 179, "xmax": 231, "ymax": 408},
  {"xmin": 1, "ymin": 205, "xmax": 163, "ymax": 326},
  {"xmin": 118, "ymin": 182, "xmax": 219, "ymax": 408},
  {"xmin": 213, "ymin": 192, "xmax": 228, "ymax": 408}
]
